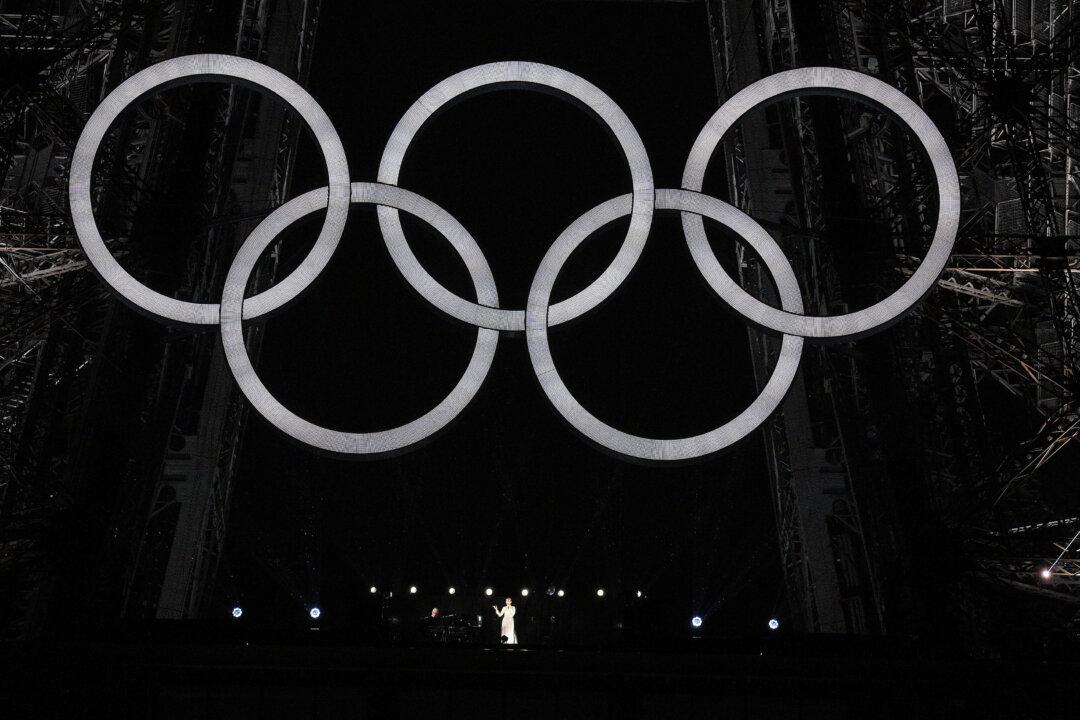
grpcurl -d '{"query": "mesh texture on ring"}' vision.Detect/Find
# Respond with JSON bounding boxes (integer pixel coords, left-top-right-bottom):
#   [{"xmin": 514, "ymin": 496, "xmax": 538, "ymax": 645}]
[
  {"xmin": 377, "ymin": 61, "xmax": 654, "ymax": 332},
  {"xmin": 69, "ymin": 56, "xmax": 960, "ymax": 461},
  {"xmin": 219, "ymin": 183, "xmax": 499, "ymax": 455},
  {"xmin": 69, "ymin": 54, "xmax": 350, "ymax": 325},
  {"xmin": 525, "ymin": 189, "xmax": 804, "ymax": 462},
  {"xmin": 682, "ymin": 66, "xmax": 959, "ymax": 338}
]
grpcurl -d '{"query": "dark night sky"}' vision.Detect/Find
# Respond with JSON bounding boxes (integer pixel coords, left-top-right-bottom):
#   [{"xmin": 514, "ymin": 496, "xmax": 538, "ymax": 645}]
[{"xmin": 217, "ymin": 1, "xmax": 784, "ymax": 639}]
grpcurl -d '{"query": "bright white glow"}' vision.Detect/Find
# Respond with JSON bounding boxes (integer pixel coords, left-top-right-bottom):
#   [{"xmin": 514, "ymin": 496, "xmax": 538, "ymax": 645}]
[
  {"xmin": 231, "ymin": 607, "xmax": 243, "ymax": 618},
  {"xmin": 218, "ymin": 183, "xmax": 499, "ymax": 458},
  {"xmin": 485, "ymin": 587, "xmax": 493, "ymax": 596},
  {"xmin": 691, "ymin": 616, "xmax": 703, "ymax": 628},
  {"xmin": 377, "ymin": 61, "xmax": 655, "ymax": 334},
  {"xmin": 75, "ymin": 57, "xmax": 956, "ymax": 465},
  {"xmin": 448, "ymin": 587, "xmax": 456, "ymax": 595},
  {"xmin": 1041, "ymin": 568, "xmax": 1053, "ymax": 580},
  {"xmin": 526, "ymin": 189, "xmax": 804, "ymax": 461},
  {"xmin": 682, "ymin": 66, "xmax": 960, "ymax": 339},
  {"xmin": 557, "ymin": 589, "xmax": 565, "ymax": 598},
  {"xmin": 768, "ymin": 618, "xmax": 780, "ymax": 630},
  {"xmin": 521, "ymin": 588, "xmax": 529, "ymax": 597},
  {"xmin": 636, "ymin": 590, "xmax": 642, "ymax": 598},
  {"xmin": 596, "ymin": 588, "xmax": 605, "ymax": 597},
  {"xmin": 309, "ymin": 607, "xmax": 321, "ymax": 620},
  {"xmin": 69, "ymin": 54, "xmax": 351, "ymax": 326},
  {"xmin": 409, "ymin": 586, "xmax": 418, "ymax": 594},
  {"xmin": 369, "ymin": 586, "xmax": 377, "ymax": 594}
]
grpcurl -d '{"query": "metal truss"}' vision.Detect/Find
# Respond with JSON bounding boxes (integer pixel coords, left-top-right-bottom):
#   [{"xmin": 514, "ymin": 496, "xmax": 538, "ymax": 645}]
[
  {"xmin": 119, "ymin": 0, "xmax": 324, "ymax": 621},
  {"xmin": 707, "ymin": 0, "xmax": 887, "ymax": 634},
  {"xmin": 705, "ymin": 0, "xmax": 1080, "ymax": 638},
  {"xmin": 841, "ymin": 0, "xmax": 1080, "ymax": 602},
  {"xmin": 0, "ymin": 0, "xmax": 323, "ymax": 634}
]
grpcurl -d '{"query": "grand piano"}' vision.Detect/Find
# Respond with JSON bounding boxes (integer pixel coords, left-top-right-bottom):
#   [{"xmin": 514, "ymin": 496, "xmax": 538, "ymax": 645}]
[{"xmin": 419, "ymin": 611, "xmax": 484, "ymax": 643}]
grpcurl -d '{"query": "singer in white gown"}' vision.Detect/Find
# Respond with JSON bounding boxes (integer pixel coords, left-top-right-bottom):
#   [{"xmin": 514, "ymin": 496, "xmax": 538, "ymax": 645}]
[{"xmin": 493, "ymin": 597, "xmax": 517, "ymax": 644}]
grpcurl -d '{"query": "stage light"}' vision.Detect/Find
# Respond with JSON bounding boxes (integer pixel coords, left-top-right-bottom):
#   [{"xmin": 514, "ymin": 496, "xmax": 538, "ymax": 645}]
[
  {"xmin": 636, "ymin": 590, "xmax": 642, "ymax": 598},
  {"xmin": 448, "ymin": 587, "xmax": 456, "ymax": 595},
  {"xmin": 309, "ymin": 607, "xmax": 321, "ymax": 620},
  {"xmin": 1041, "ymin": 568, "xmax": 1052, "ymax": 580},
  {"xmin": 596, "ymin": 588, "xmax": 605, "ymax": 597},
  {"xmin": 369, "ymin": 586, "xmax": 377, "ymax": 594},
  {"xmin": 768, "ymin": 618, "xmax": 780, "ymax": 630},
  {"xmin": 409, "ymin": 585, "xmax": 418, "ymax": 594},
  {"xmin": 485, "ymin": 587, "xmax": 493, "ymax": 596},
  {"xmin": 557, "ymin": 589, "xmax": 565, "ymax": 598},
  {"xmin": 691, "ymin": 616, "xmax": 702, "ymax": 628},
  {"xmin": 521, "ymin": 588, "xmax": 529, "ymax": 597},
  {"xmin": 231, "ymin": 606, "xmax": 243, "ymax": 619}
]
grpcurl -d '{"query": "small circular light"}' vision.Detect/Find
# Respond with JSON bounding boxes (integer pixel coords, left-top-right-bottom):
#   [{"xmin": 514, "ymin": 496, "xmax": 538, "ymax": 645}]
[
  {"xmin": 1041, "ymin": 568, "xmax": 1053, "ymax": 580},
  {"xmin": 448, "ymin": 587, "xmax": 456, "ymax": 595},
  {"xmin": 768, "ymin": 618, "xmax": 780, "ymax": 630},
  {"xmin": 691, "ymin": 616, "xmax": 702, "ymax": 628},
  {"xmin": 596, "ymin": 588, "xmax": 605, "ymax": 597},
  {"xmin": 521, "ymin": 588, "xmax": 529, "ymax": 597},
  {"xmin": 409, "ymin": 586, "xmax": 418, "ymax": 594},
  {"xmin": 310, "ymin": 607, "xmax": 321, "ymax": 620},
  {"xmin": 636, "ymin": 590, "xmax": 642, "ymax": 598},
  {"xmin": 369, "ymin": 586, "xmax": 377, "ymax": 594},
  {"xmin": 485, "ymin": 587, "xmax": 493, "ymax": 596},
  {"xmin": 231, "ymin": 607, "xmax": 243, "ymax": 618},
  {"xmin": 557, "ymin": 589, "xmax": 565, "ymax": 598}
]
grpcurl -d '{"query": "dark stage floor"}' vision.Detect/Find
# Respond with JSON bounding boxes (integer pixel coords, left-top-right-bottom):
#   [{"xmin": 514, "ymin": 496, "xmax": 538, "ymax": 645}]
[{"xmin": 2, "ymin": 633, "xmax": 1073, "ymax": 719}]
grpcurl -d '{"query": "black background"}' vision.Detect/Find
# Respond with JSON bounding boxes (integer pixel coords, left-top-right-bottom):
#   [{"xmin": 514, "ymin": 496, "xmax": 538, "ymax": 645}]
[{"xmin": 213, "ymin": 1, "xmax": 784, "ymax": 642}]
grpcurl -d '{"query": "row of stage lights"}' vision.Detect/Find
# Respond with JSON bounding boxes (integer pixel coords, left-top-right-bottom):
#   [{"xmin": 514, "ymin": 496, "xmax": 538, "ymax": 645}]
[
  {"xmin": 228, "ymin": 586, "xmax": 611, "ymax": 622},
  {"xmin": 366, "ymin": 585, "xmax": 624, "ymax": 598},
  {"xmin": 230, "ymin": 602, "xmax": 782, "ymax": 632}
]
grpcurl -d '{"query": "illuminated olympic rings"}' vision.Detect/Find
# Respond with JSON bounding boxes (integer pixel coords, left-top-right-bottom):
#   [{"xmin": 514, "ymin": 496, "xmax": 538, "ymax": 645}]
[{"xmin": 69, "ymin": 55, "xmax": 958, "ymax": 461}]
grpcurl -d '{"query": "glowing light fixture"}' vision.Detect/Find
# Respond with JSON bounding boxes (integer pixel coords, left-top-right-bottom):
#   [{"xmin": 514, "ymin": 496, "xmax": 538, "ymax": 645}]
[
  {"xmin": 691, "ymin": 616, "xmax": 702, "ymax": 628},
  {"xmin": 310, "ymin": 607, "xmax": 321, "ymax": 620}
]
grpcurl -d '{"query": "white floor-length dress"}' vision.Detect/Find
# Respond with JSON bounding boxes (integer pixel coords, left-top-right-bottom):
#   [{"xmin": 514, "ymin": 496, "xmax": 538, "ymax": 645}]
[{"xmin": 494, "ymin": 604, "xmax": 517, "ymax": 644}]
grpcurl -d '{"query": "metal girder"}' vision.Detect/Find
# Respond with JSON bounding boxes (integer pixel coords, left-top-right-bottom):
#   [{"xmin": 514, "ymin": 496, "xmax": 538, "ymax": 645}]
[
  {"xmin": 993, "ymin": 402, "xmax": 1080, "ymax": 506},
  {"xmin": 706, "ymin": 0, "xmax": 886, "ymax": 634},
  {"xmin": 921, "ymin": 300, "xmax": 1069, "ymax": 402}
]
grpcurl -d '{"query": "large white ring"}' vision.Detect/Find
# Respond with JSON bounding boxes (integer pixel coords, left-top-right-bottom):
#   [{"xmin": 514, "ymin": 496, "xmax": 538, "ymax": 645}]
[
  {"xmin": 525, "ymin": 188, "xmax": 804, "ymax": 462},
  {"xmin": 69, "ymin": 54, "xmax": 351, "ymax": 325},
  {"xmin": 682, "ymin": 67, "xmax": 959, "ymax": 339},
  {"xmin": 220, "ymin": 182, "xmax": 498, "ymax": 455},
  {"xmin": 70, "ymin": 56, "xmax": 959, "ymax": 462},
  {"xmin": 377, "ymin": 61, "xmax": 654, "ymax": 332}
]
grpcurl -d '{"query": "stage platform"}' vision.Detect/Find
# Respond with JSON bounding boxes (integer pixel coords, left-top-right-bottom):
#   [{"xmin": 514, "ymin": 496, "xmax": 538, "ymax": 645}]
[{"xmin": 2, "ymin": 633, "xmax": 1073, "ymax": 718}]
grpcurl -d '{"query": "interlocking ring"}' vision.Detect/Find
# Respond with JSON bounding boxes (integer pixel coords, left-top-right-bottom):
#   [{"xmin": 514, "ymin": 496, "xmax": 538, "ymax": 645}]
[
  {"xmin": 376, "ymin": 62, "xmax": 654, "ymax": 332},
  {"xmin": 220, "ymin": 183, "xmax": 499, "ymax": 456},
  {"xmin": 525, "ymin": 189, "xmax": 804, "ymax": 461},
  {"xmin": 682, "ymin": 67, "xmax": 960, "ymax": 338},
  {"xmin": 70, "ymin": 56, "xmax": 959, "ymax": 462},
  {"xmin": 69, "ymin": 54, "xmax": 351, "ymax": 325}
]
